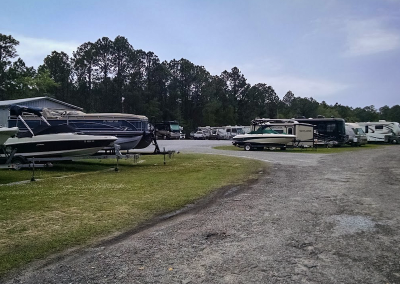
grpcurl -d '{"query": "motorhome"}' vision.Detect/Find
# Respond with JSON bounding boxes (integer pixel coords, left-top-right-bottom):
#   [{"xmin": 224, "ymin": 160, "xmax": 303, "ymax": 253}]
[
  {"xmin": 357, "ymin": 121, "xmax": 400, "ymax": 143},
  {"xmin": 154, "ymin": 121, "xmax": 181, "ymax": 140},
  {"xmin": 345, "ymin": 123, "xmax": 368, "ymax": 146},
  {"xmin": 294, "ymin": 117, "xmax": 347, "ymax": 146},
  {"xmin": 209, "ymin": 127, "xmax": 228, "ymax": 140},
  {"xmin": 224, "ymin": 125, "xmax": 246, "ymax": 139}
]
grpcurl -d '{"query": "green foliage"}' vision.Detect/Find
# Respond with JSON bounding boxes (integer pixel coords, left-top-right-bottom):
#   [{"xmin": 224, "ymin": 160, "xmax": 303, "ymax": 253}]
[{"xmin": 1, "ymin": 32, "xmax": 398, "ymax": 132}]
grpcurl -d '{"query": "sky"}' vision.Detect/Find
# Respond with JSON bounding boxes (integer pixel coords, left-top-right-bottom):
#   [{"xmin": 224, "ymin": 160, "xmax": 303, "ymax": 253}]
[{"xmin": 1, "ymin": 0, "xmax": 400, "ymax": 109}]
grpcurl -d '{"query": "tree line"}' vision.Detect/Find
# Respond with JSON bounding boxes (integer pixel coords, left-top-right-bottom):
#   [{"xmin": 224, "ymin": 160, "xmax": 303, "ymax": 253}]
[{"xmin": 1, "ymin": 33, "xmax": 399, "ymax": 133}]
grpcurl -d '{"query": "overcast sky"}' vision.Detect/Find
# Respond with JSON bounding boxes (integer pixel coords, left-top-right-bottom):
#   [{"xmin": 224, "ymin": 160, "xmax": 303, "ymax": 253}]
[{"xmin": 1, "ymin": 0, "xmax": 400, "ymax": 109}]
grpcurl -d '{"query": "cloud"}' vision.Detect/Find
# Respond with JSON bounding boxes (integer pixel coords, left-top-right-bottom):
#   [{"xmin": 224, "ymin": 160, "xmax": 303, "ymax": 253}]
[
  {"xmin": 12, "ymin": 34, "xmax": 79, "ymax": 68},
  {"xmin": 343, "ymin": 19, "xmax": 400, "ymax": 57},
  {"xmin": 247, "ymin": 75, "xmax": 349, "ymax": 99}
]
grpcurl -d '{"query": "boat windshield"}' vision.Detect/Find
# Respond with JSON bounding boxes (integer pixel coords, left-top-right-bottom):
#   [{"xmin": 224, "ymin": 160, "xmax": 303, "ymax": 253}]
[{"xmin": 250, "ymin": 127, "xmax": 280, "ymax": 134}]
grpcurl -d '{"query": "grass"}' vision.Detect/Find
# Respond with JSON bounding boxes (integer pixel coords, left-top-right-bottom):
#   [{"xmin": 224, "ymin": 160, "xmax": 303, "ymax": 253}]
[
  {"xmin": 213, "ymin": 143, "xmax": 383, "ymax": 153},
  {"xmin": 0, "ymin": 153, "xmax": 266, "ymax": 276}
]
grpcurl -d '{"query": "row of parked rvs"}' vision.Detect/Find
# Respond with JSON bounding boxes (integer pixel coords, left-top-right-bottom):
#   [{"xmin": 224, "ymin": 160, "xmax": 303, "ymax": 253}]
[
  {"xmin": 192, "ymin": 126, "xmax": 250, "ymax": 140},
  {"xmin": 194, "ymin": 119, "xmax": 400, "ymax": 147}
]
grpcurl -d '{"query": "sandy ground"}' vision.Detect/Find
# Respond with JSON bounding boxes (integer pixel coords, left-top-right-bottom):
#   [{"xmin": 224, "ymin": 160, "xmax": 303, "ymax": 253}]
[{"xmin": 3, "ymin": 141, "xmax": 400, "ymax": 283}]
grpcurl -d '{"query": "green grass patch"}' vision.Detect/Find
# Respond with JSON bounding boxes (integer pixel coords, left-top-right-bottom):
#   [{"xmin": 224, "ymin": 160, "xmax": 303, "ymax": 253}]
[
  {"xmin": 0, "ymin": 154, "xmax": 265, "ymax": 276},
  {"xmin": 213, "ymin": 144, "xmax": 382, "ymax": 153}
]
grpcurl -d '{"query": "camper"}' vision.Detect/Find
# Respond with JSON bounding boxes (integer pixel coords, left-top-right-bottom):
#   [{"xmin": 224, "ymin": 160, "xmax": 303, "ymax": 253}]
[
  {"xmin": 345, "ymin": 123, "xmax": 368, "ymax": 146},
  {"xmin": 295, "ymin": 117, "xmax": 347, "ymax": 146},
  {"xmin": 251, "ymin": 119, "xmax": 314, "ymax": 147},
  {"xmin": 155, "ymin": 121, "xmax": 181, "ymax": 139},
  {"xmin": 209, "ymin": 127, "xmax": 228, "ymax": 140},
  {"xmin": 224, "ymin": 125, "xmax": 246, "ymax": 139},
  {"xmin": 357, "ymin": 121, "xmax": 400, "ymax": 143}
]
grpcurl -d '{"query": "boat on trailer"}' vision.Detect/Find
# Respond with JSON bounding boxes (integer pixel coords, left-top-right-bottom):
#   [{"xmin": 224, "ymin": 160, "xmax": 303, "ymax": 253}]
[
  {"xmin": 2, "ymin": 105, "xmax": 117, "ymax": 160},
  {"xmin": 8, "ymin": 107, "xmax": 152, "ymax": 151},
  {"xmin": 232, "ymin": 126, "xmax": 296, "ymax": 151}
]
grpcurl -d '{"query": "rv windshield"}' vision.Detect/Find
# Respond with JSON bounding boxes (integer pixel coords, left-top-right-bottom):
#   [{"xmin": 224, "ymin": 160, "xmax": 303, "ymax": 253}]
[
  {"xmin": 170, "ymin": 124, "xmax": 180, "ymax": 131},
  {"xmin": 353, "ymin": 128, "xmax": 365, "ymax": 135}
]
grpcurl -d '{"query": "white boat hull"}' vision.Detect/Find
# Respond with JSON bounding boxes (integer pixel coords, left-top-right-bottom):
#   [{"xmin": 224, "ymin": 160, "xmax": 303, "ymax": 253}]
[
  {"xmin": 233, "ymin": 134, "xmax": 296, "ymax": 147},
  {"xmin": 0, "ymin": 127, "xmax": 19, "ymax": 145},
  {"xmin": 3, "ymin": 133, "xmax": 117, "ymax": 158}
]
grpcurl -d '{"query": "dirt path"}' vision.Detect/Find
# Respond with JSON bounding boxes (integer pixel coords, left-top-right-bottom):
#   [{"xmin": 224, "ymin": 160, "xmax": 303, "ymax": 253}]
[{"xmin": 4, "ymin": 146, "xmax": 400, "ymax": 283}]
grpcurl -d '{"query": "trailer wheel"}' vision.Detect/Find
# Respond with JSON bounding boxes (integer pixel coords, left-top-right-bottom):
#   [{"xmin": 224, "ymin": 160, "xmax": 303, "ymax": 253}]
[
  {"xmin": 392, "ymin": 139, "xmax": 398, "ymax": 144},
  {"xmin": 11, "ymin": 156, "xmax": 27, "ymax": 168},
  {"xmin": 244, "ymin": 143, "xmax": 252, "ymax": 151}
]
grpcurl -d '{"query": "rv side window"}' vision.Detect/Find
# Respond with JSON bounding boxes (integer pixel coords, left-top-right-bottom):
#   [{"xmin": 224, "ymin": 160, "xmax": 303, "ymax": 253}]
[
  {"xmin": 318, "ymin": 124, "xmax": 325, "ymax": 132},
  {"xmin": 288, "ymin": 128, "xmax": 293, "ymax": 135},
  {"xmin": 326, "ymin": 123, "xmax": 336, "ymax": 133},
  {"xmin": 375, "ymin": 125, "xmax": 383, "ymax": 130}
]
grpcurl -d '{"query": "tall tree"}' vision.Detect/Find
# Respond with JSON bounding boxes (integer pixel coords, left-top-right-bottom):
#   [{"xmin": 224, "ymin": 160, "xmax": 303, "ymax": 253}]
[
  {"xmin": 113, "ymin": 36, "xmax": 134, "ymax": 113},
  {"xmin": 220, "ymin": 67, "xmax": 249, "ymax": 124},
  {"xmin": 72, "ymin": 42, "xmax": 96, "ymax": 111},
  {"xmin": 39, "ymin": 51, "xmax": 73, "ymax": 102},
  {"xmin": 0, "ymin": 34, "xmax": 19, "ymax": 99},
  {"xmin": 265, "ymin": 86, "xmax": 280, "ymax": 119}
]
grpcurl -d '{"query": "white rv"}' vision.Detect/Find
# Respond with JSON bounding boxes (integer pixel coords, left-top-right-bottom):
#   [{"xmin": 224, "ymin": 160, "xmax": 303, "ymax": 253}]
[
  {"xmin": 345, "ymin": 123, "xmax": 368, "ymax": 146},
  {"xmin": 224, "ymin": 125, "xmax": 246, "ymax": 139},
  {"xmin": 357, "ymin": 121, "xmax": 400, "ymax": 143}
]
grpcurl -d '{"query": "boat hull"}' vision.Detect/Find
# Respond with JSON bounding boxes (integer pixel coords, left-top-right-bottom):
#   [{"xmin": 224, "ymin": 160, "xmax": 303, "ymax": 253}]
[
  {"xmin": 232, "ymin": 134, "xmax": 296, "ymax": 147},
  {"xmin": 3, "ymin": 134, "xmax": 117, "ymax": 158},
  {"xmin": 10, "ymin": 117, "xmax": 150, "ymax": 150},
  {"xmin": 0, "ymin": 127, "xmax": 19, "ymax": 145}
]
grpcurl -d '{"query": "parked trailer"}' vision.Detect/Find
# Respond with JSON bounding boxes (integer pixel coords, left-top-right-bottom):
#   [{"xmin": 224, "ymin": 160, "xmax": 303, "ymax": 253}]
[{"xmin": 357, "ymin": 121, "xmax": 400, "ymax": 143}]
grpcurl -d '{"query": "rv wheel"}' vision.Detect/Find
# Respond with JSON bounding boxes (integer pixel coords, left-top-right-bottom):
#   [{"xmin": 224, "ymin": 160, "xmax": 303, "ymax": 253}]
[{"xmin": 244, "ymin": 143, "xmax": 252, "ymax": 151}]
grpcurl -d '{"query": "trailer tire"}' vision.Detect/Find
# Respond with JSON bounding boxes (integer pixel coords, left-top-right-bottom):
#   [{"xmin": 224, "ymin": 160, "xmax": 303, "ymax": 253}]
[
  {"xmin": 392, "ymin": 139, "xmax": 398, "ymax": 144},
  {"xmin": 244, "ymin": 143, "xmax": 252, "ymax": 151},
  {"xmin": 11, "ymin": 156, "xmax": 27, "ymax": 167}
]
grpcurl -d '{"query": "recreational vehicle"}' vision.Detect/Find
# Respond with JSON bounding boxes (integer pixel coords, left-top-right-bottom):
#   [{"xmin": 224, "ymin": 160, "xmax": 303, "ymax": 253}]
[
  {"xmin": 295, "ymin": 117, "xmax": 347, "ymax": 146},
  {"xmin": 224, "ymin": 126, "xmax": 246, "ymax": 139},
  {"xmin": 154, "ymin": 121, "xmax": 181, "ymax": 140},
  {"xmin": 345, "ymin": 123, "xmax": 368, "ymax": 146},
  {"xmin": 357, "ymin": 121, "xmax": 400, "ymax": 143}
]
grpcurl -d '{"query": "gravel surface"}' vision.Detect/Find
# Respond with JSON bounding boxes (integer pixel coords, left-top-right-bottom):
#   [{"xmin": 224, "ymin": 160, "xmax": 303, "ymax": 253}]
[{"xmin": 3, "ymin": 141, "xmax": 400, "ymax": 283}]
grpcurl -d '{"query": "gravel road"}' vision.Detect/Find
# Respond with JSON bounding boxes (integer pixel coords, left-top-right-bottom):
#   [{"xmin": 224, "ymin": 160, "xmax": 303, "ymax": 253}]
[{"xmin": 3, "ymin": 141, "xmax": 400, "ymax": 283}]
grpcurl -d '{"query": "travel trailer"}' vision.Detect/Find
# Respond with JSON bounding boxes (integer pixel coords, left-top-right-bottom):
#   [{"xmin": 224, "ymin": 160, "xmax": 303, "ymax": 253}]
[
  {"xmin": 345, "ymin": 123, "xmax": 368, "ymax": 146},
  {"xmin": 357, "ymin": 121, "xmax": 400, "ymax": 143}
]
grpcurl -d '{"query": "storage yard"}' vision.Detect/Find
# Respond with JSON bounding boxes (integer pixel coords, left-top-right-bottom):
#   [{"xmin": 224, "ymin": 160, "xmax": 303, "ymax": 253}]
[{"xmin": 2, "ymin": 140, "xmax": 400, "ymax": 284}]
